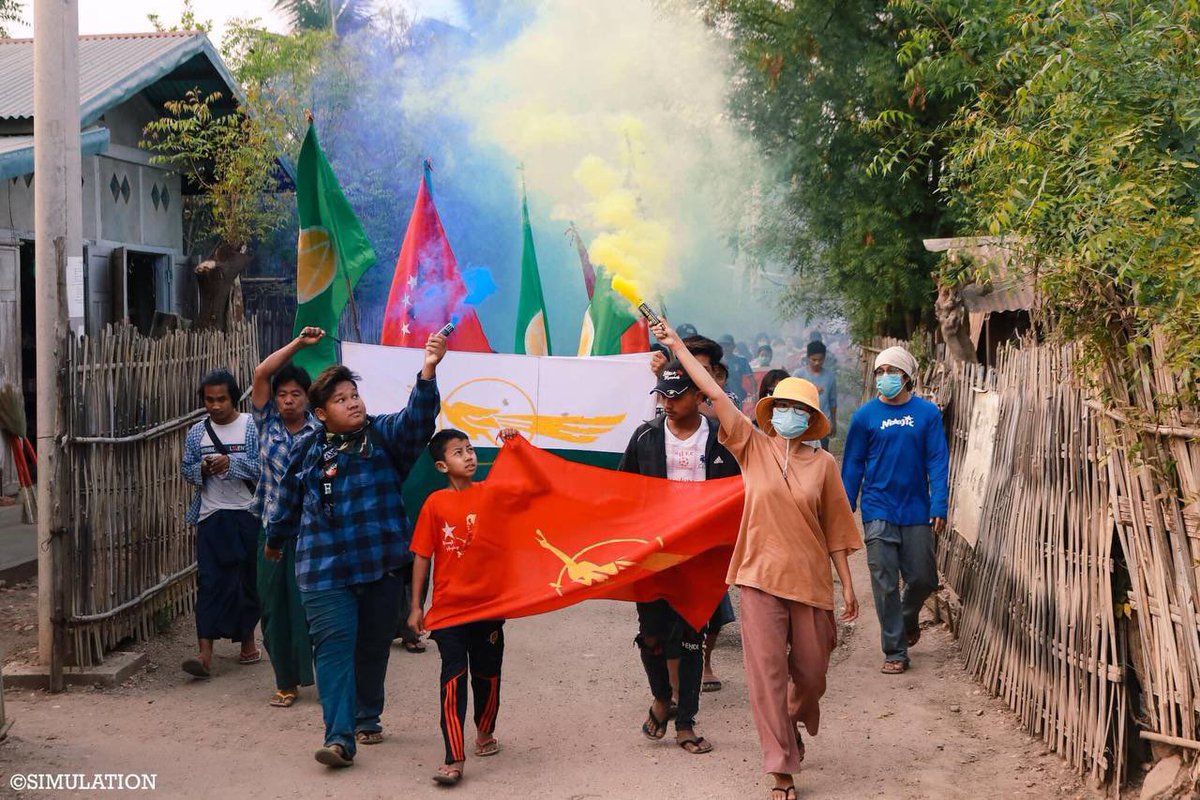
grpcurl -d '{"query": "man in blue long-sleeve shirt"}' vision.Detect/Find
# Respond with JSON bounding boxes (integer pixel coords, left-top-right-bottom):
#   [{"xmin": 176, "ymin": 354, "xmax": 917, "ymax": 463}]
[
  {"xmin": 841, "ymin": 345, "xmax": 949, "ymax": 674},
  {"xmin": 267, "ymin": 333, "xmax": 446, "ymax": 768}
]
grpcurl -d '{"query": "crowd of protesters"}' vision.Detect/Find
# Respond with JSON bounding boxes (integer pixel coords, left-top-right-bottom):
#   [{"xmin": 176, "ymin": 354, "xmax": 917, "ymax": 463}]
[{"xmin": 179, "ymin": 320, "xmax": 947, "ymax": 799}]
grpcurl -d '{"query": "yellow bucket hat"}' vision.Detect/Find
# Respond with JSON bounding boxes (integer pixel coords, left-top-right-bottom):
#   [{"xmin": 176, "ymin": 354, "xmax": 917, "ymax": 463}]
[{"xmin": 754, "ymin": 377, "xmax": 831, "ymax": 441}]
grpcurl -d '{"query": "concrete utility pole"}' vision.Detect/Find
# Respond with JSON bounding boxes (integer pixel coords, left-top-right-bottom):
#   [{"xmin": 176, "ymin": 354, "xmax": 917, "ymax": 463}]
[{"xmin": 33, "ymin": 0, "xmax": 81, "ymax": 679}]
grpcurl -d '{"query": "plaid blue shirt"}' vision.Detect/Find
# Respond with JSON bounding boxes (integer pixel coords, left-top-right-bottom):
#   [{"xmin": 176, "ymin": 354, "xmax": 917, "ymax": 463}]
[
  {"xmin": 251, "ymin": 400, "xmax": 318, "ymax": 522},
  {"xmin": 181, "ymin": 414, "xmax": 261, "ymax": 525},
  {"xmin": 266, "ymin": 375, "xmax": 439, "ymax": 591}
]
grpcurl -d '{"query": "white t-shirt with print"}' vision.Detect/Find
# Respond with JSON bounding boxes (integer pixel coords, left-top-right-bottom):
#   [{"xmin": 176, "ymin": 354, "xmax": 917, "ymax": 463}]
[
  {"xmin": 665, "ymin": 423, "xmax": 706, "ymax": 483},
  {"xmin": 198, "ymin": 413, "xmax": 256, "ymax": 521}
]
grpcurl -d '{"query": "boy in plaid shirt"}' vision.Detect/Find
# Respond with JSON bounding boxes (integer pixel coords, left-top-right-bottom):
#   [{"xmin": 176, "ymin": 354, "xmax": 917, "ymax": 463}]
[{"xmin": 266, "ymin": 333, "xmax": 447, "ymax": 768}]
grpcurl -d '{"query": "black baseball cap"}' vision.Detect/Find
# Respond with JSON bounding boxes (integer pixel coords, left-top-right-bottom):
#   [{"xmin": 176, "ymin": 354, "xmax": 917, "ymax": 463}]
[{"xmin": 651, "ymin": 362, "xmax": 696, "ymax": 398}]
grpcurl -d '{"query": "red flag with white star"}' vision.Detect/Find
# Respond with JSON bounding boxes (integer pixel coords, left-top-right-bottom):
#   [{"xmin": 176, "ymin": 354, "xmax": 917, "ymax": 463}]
[{"xmin": 381, "ymin": 163, "xmax": 492, "ymax": 351}]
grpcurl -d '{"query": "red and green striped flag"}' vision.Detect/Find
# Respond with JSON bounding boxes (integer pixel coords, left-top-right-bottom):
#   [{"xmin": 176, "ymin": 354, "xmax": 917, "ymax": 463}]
[
  {"xmin": 514, "ymin": 184, "xmax": 551, "ymax": 355},
  {"xmin": 577, "ymin": 267, "xmax": 649, "ymax": 356}
]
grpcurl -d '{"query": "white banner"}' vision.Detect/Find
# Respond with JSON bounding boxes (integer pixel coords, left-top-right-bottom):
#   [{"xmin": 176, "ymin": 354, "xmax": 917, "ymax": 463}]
[{"xmin": 343, "ymin": 343, "xmax": 658, "ymax": 453}]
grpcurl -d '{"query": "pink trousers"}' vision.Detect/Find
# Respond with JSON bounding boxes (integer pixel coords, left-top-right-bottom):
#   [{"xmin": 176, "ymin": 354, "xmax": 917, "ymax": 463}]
[{"xmin": 739, "ymin": 585, "xmax": 838, "ymax": 775}]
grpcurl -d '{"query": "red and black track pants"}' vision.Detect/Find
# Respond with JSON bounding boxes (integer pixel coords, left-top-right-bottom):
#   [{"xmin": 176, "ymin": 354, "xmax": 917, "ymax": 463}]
[{"xmin": 430, "ymin": 619, "xmax": 505, "ymax": 765}]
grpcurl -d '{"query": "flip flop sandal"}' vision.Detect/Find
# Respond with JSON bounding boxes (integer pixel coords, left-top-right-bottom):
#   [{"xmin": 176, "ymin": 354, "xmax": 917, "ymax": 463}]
[
  {"xmin": 432, "ymin": 767, "xmax": 463, "ymax": 786},
  {"xmin": 314, "ymin": 744, "xmax": 353, "ymax": 768},
  {"xmin": 355, "ymin": 730, "xmax": 384, "ymax": 745},
  {"xmin": 181, "ymin": 658, "xmax": 211, "ymax": 679},
  {"xmin": 881, "ymin": 660, "xmax": 908, "ymax": 674},
  {"xmin": 269, "ymin": 690, "xmax": 297, "ymax": 708},
  {"xmin": 402, "ymin": 639, "xmax": 427, "ymax": 653},
  {"xmin": 769, "ymin": 788, "xmax": 797, "ymax": 799},
  {"xmin": 238, "ymin": 650, "xmax": 262, "ymax": 665},
  {"xmin": 701, "ymin": 679, "xmax": 723, "ymax": 693},
  {"xmin": 474, "ymin": 739, "xmax": 500, "ymax": 757},
  {"xmin": 678, "ymin": 736, "xmax": 713, "ymax": 754},
  {"xmin": 641, "ymin": 706, "xmax": 669, "ymax": 740}
]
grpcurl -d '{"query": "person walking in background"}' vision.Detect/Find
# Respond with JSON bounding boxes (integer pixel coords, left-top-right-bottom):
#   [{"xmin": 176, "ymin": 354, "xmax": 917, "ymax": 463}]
[
  {"xmin": 653, "ymin": 321, "xmax": 861, "ymax": 800},
  {"xmin": 791, "ymin": 341, "xmax": 838, "ymax": 450},
  {"xmin": 250, "ymin": 327, "xmax": 323, "ymax": 707},
  {"xmin": 841, "ymin": 345, "xmax": 950, "ymax": 675},
  {"xmin": 267, "ymin": 334, "xmax": 446, "ymax": 769},
  {"xmin": 620, "ymin": 361, "xmax": 741, "ymax": 756},
  {"xmin": 719, "ymin": 334, "xmax": 753, "ymax": 406},
  {"xmin": 181, "ymin": 369, "xmax": 262, "ymax": 679},
  {"xmin": 752, "ymin": 344, "xmax": 774, "ymax": 370}
]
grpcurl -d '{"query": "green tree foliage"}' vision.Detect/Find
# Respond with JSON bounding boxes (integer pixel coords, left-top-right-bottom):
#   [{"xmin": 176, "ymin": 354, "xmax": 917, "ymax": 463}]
[
  {"xmin": 710, "ymin": 0, "xmax": 958, "ymax": 339},
  {"xmin": 140, "ymin": 89, "xmax": 288, "ymax": 254},
  {"xmin": 147, "ymin": 0, "xmax": 211, "ymax": 33},
  {"xmin": 274, "ymin": 0, "xmax": 373, "ymax": 36},
  {"xmin": 877, "ymin": 1, "xmax": 1200, "ymax": 375},
  {"xmin": 0, "ymin": 0, "xmax": 24, "ymax": 38}
]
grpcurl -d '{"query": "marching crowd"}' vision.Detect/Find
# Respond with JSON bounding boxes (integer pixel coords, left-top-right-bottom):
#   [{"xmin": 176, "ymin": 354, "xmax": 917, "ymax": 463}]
[{"xmin": 179, "ymin": 320, "xmax": 949, "ymax": 799}]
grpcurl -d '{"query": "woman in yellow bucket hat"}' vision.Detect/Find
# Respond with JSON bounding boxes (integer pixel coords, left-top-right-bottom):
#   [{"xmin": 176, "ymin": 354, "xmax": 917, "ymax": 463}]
[{"xmin": 651, "ymin": 320, "xmax": 862, "ymax": 800}]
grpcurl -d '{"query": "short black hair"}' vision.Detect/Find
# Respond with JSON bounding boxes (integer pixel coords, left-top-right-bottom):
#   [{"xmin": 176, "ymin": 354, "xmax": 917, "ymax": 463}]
[
  {"xmin": 757, "ymin": 344, "xmax": 774, "ymax": 360},
  {"xmin": 684, "ymin": 335, "xmax": 724, "ymax": 364},
  {"xmin": 429, "ymin": 428, "xmax": 470, "ymax": 463},
  {"xmin": 806, "ymin": 341, "xmax": 827, "ymax": 357},
  {"xmin": 198, "ymin": 368, "xmax": 240, "ymax": 401},
  {"xmin": 676, "ymin": 323, "xmax": 699, "ymax": 338},
  {"xmin": 758, "ymin": 369, "xmax": 790, "ymax": 401},
  {"xmin": 711, "ymin": 362, "xmax": 729, "ymax": 382},
  {"xmin": 308, "ymin": 365, "xmax": 360, "ymax": 409},
  {"xmin": 271, "ymin": 363, "xmax": 312, "ymax": 395}
]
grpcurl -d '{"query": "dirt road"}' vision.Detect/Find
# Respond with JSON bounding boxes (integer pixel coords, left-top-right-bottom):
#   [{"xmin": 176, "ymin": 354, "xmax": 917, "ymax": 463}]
[{"xmin": 0, "ymin": 553, "xmax": 1092, "ymax": 799}]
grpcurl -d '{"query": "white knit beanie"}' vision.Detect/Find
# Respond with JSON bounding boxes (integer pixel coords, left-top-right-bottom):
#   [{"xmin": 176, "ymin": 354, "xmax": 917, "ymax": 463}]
[{"xmin": 874, "ymin": 346, "xmax": 918, "ymax": 380}]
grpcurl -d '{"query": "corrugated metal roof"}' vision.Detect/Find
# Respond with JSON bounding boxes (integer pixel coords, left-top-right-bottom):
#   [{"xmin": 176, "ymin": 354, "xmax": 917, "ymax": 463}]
[
  {"xmin": 0, "ymin": 32, "xmax": 241, "ymax": 125},
  {"xmin": 923, "ymin": 235, "xmax": 1037, "ymax": 313},
  {"xmin": 0, "ymin": 127, "xmax": 111, "ymax": 181}
]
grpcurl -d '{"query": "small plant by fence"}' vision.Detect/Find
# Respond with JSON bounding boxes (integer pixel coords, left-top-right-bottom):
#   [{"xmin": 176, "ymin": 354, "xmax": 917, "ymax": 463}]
[
  {"xmin": 865, "ymin": 335, "xmax": 1199, "ymax": 785},
  {"xmin": 60, "ymin": 320, "xmax": 258, "ymax": 666}
]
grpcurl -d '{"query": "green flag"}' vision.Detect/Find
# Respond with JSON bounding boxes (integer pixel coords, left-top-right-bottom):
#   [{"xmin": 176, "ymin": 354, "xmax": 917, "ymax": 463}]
[
  {"xmin": 577, "ymin": 268, "xmax": 643, "ymax": 355},
  {"xmin": 514, "ymin": 186, "xmax": 551, "ymax": 355},
  {"xmin": 292, "ymin": 122, "xmax": 376, "ymax": 377}
]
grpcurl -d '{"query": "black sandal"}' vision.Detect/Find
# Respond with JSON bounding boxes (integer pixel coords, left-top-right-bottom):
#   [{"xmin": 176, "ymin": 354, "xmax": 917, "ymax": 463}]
[
  {"xmin": 770, "ymin": 788, "xmax": 797, "ymax": 799},
  {"xmin": 678, "ymin": 736, "xmax": 713, "ymax": 754},
  {"xmin": 641, "ymin": 706, "xmax": 668, "ymax": 740}
]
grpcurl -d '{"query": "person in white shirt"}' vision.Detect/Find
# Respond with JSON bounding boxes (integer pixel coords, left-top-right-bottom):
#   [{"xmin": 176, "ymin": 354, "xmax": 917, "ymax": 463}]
[{"xmin": 180, "ymin": 369, "xmax": 261, "ymax": 678}]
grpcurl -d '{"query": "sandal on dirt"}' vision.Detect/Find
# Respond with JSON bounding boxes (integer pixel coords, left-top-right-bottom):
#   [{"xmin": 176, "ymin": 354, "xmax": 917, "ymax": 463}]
[
  {"xmin": 770, "ymin": 788, "xmax": 797, "ymax": 800},
  {"xmin": 433, "ymin": 766, "xmax": 463, "ymax": 786},
  {"xmin": 355, "ymin": 730, "xmax": 384, "ymax": 745},
  {"xmin": 238, "ymin": 650, "xmax": 262, "ymax": 665},
  {"xmin": 402, "ymin": 639, "xmax": 427, "ymax": 653},
  {"xmin": 474, "ymin": 738, "xmax": 500, "ymax": 757},
  {"xmin": 701, "ymin": 679, "xmax": 723, "ymax": 693},
  {"xmin": 678, "ymin": 736, "xmax": 713, "ymax": 754},
  {"xmin": 907, "ymin": 628, "xmax": 921, "ymax": 647},
  {"xmin": 881, "ymin": 660, "xmax": 908, "ymax": 674},
  {"xmin": 642, "ymin": 706, "xmax": 669, "ymax": 740},
  {"xmin": 314, "ymin": 744, "xmax": 353, "ymax": 768},
  {"xmin": 269, "ymin": 690, "xmax": 297, "ymax": 708},
  {"xmin": 181, "ymin": 657, "xmax": 211, "ymax": 679}
]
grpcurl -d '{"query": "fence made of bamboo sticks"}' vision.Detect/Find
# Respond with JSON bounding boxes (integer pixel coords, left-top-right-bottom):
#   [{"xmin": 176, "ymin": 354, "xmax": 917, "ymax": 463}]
[
  {"xmin": 60, "ymin": 320, "xmax": 258, "ymax": 666},
  {"xmin": 867, "ymin": 333, "xmax": 1200, "ymax": 786}
]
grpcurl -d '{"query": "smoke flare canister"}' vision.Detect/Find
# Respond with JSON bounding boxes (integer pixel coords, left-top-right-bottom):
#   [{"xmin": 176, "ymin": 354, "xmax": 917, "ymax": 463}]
[{"xmin": 437, "ymin": 322, "xmax": 456, "ymax": 338}]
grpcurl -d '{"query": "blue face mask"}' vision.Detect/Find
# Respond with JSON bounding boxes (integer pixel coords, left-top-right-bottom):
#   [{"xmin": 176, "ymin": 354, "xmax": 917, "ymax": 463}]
[
  {"xmin": 876, "ymin": 374, "xmax": 905, "ymax": 399},
  {"xmin": 771, "ymin": 407, "xmax": 810, "ymax": 439}
]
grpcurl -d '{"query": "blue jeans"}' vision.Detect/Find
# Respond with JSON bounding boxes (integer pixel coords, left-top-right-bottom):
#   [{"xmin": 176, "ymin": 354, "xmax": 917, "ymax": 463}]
[
  {"xmin": 301, "ymin": 570, "xmax": 403, "ymax": 757},
  {"xmin": 864, "ymin": 521, "xmax": 938, "ymax": 664}
]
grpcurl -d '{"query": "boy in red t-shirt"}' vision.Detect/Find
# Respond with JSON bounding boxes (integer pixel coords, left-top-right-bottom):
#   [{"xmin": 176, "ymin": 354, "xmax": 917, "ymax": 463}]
[{"xmin": 408, "ymin": 427, "xmax": 518, "ymax": 787}]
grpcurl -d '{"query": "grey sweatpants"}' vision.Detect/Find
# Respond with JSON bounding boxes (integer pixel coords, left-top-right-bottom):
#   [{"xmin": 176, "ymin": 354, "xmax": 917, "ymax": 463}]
[{"xmin": 864, "ymin": 520, "xmax": 938, "ymax": 664}]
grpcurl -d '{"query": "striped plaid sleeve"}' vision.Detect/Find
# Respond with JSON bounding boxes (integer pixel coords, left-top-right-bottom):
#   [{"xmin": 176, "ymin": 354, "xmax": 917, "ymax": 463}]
[
  {"xmin": 374, "ymin": 374, "xmax": 440, "ymax": 484},
  {"xmin": 266, "ymin": 431, "xmax": 314, "ymax": 548},
  {"xmin": 181, "ymin": 422, "xmax": 205, "ymax": 486}
]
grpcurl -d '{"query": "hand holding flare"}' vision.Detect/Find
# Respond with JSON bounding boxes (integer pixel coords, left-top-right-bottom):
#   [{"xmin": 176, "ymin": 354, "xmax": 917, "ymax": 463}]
[{"xmin": 611, "ymin": 275, "xmax": 662, "ymax": 326}]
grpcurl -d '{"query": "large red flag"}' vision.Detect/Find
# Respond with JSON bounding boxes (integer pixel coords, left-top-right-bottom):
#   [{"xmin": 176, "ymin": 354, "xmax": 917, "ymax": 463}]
[
  {"xmin": 382, "ymin": 163, "xmax": 492, "ymax": 351},
  {"xmin": 421, "ymin": 437, "xmax": 744, "ymax": 631}
]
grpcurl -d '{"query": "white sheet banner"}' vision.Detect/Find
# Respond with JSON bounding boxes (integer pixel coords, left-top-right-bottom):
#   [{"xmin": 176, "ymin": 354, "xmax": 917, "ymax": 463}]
[{"xmin": 343, "ymin": 343, "xmax": 658, "ymax": 453}]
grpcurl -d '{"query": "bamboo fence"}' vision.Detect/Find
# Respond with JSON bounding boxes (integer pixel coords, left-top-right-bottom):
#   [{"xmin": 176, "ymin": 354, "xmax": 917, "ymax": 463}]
[
  {"xmin": 60, "ymin": 320, "xmax": 258, "ymax": 666},
  {"xmin": 865, "ymin": 334, "xmax": 1199, "ymax": 786}
]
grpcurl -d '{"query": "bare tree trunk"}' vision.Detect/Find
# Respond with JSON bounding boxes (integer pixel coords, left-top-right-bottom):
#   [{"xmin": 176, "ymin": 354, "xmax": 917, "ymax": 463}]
[
  {"xmin": 935, "ymin": 284, "xmax": 978, "ymax": 364},
  {"xmin": 195, "ymin": 243, "xmax": 252, "ymax": 331}
]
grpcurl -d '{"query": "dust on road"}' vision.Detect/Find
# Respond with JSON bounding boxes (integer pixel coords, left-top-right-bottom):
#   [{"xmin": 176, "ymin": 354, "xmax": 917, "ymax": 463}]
[{"xmin": 0, "ymin": 553, "xmax": 1092, "ymax": 799}]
